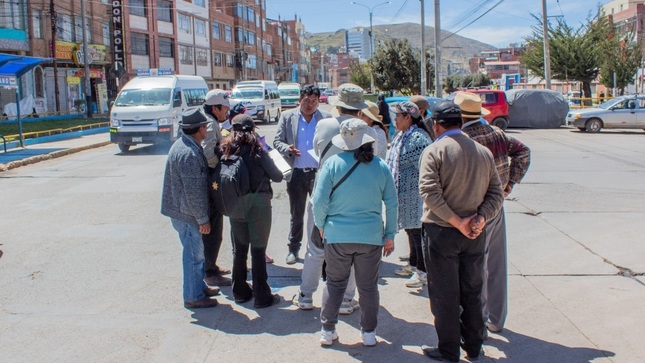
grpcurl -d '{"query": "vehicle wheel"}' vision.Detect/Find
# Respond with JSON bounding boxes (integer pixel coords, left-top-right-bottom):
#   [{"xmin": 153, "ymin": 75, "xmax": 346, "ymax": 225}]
[
  {"xmin": 577, "ymin": 127, "xmax": 586, "ymax": 132},
  {"xmin": 274, "ymin": 110, "xmax": 281, "ymax": 123},
  {"xmin": 118, "ymin": 143, "xmax": 130, "ymax": 152},
  {"xmin": 585, "ymin": 118, "xmax": 602, "ymax": 133},
  {"xmin": 492, "ymin": 117, "xmax": 508, "ymax": 131},
  {"xmin": 264, "ymin": 111, "xmax": 270, "ymax": 124}
]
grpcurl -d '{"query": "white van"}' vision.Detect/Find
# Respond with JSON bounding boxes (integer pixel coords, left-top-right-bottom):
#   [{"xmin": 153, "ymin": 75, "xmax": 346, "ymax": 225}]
[
  {"xmin": 109, "ymin": 75, "xmax": 208, "ymax": 152},
  {"xmin": 230, "ymin": 80, "xmax": 281, "ymax": 123},
  {"xmin": 278, "ymin": 82, "xmax": 301, "ymax": 109}
]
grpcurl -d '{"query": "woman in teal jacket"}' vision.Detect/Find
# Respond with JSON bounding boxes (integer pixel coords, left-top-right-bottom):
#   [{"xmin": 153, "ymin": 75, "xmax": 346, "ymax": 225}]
[{"xmin": 312, "ymin": 118, "xmax": 398, "ymax": 347}]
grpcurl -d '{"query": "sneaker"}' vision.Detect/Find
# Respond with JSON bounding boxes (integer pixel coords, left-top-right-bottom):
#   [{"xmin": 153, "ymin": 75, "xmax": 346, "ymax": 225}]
[
  {"xmin": 286, "ymin": 252, "xmax": 298, "ymax": 265},
  {"xmin": 405, "ymin": 271, "xmax": 427, "ymax": 288},
  {"xmin": 361, "ymin": 331, "xmax": 377, "ymax": 346},
  {"xmin": 292, "ymin": 291, "xmax": 314, "ymax": 310},
  {"xmin": 485, "ymin": 321, "xmax": 502, "ymax": 333},
  {"xmin": 319, "ymin": 329, "xmax": 338, "ymax": 346},
  {"xmin": 395, "ymin": 264, "xmax": 414, "ymax": 277},
  {"xmin": 339, "ymin": 299, "xmax": 360, "ymax": 315},
  {"xmin": 265, "ymin": 254, "xmax": 274, "ymax": 264}
]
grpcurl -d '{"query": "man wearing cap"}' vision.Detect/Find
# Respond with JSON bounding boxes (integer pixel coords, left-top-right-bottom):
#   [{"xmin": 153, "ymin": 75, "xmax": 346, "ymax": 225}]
[
  {"xmin": 161, "ymin": 108, "xmax": 220, "ymax": 309},
  {"xmin": 274, "ymin": 85, "xmax": 332, "ymax": 265},
  {"xmin": 418, "ymin": 100, "xmax": 503, "ymax": 362},
  {"xmin": 454, "ymin": 91, "xmax": 531, "ymax": 335},
  {"xmin": 201, "ymin": 89, "xmax": 232, "ymax": 287},
  {"xmin": 290, "ymin": 83, "xmax": 367, "ymax": 314},
  {"xmin": 409, "ymin": 95, "xmax": 435, "ymax": 140}
]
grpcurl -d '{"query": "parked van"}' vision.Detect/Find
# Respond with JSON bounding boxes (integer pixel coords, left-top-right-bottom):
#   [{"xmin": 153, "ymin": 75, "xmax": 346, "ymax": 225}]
[
  {"xmin": 109, "ymin": 75, "xmax": 208, "ymax": 152},
  {"xmin": 230, "ymin": 80, "xmax": 281, "ymax": 123},
  {"xmin": 278, "ymin": 82, "xmax": 301, "ymax": 109}
]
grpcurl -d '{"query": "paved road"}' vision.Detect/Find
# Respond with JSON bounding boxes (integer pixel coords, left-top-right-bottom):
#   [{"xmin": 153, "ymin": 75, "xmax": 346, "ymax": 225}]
[{"xmin": 0, "ymin": 123, "xmax": 643, "ymax": 362}]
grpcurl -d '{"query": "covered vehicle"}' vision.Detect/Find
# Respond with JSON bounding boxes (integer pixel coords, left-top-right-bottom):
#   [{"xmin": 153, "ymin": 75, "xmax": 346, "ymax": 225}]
[{"xmin": 506, "ymin": 89, "xmax": 568, "ymax": 128}]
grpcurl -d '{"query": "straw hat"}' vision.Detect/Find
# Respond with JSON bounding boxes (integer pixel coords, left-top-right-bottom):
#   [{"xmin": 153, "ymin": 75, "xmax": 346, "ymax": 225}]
[
  {"xmin": 361, "ymin": 101, "xmax": 383, "ymax": 124},
  {"xmin": 453, "ymin": 91, "xmax": 490, "ymax": 119}
]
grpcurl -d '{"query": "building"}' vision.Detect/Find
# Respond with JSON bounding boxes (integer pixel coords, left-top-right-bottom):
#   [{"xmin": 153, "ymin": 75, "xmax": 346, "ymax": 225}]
[
  {"xmin": 329, "ymin": 52, "xmax": 359, "ymax": 88},
  {"xmin": 345, "ymin": 28, "xmax": 371, "ymax": 60}
]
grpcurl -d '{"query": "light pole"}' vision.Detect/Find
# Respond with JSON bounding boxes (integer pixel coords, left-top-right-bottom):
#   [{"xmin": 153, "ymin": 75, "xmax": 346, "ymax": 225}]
[{"xmin": 351, "ymin": 1, "xmax": 391, "ymax": 93}]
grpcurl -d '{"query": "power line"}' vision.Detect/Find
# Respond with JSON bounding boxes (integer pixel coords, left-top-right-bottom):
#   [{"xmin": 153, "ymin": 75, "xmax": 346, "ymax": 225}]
[{"xmin": 443, "ymin": 0, "xmax": 506, "ymax": 42}]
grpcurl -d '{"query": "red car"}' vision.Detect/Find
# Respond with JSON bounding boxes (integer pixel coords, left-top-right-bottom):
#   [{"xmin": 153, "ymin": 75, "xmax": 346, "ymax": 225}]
[
  {"xmin": 468, "ymin": 89, "xmax": 510, "ymax": 130},
  {"xmin": 319, "ymin": 92, "xmax": 329, "ymax": 104}
]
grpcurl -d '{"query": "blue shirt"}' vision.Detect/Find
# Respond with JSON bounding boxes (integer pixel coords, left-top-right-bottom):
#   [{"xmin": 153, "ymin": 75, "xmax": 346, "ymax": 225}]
[{"xmin": 293, "ymin": 111, "xmax": 319, "ymax": 169}]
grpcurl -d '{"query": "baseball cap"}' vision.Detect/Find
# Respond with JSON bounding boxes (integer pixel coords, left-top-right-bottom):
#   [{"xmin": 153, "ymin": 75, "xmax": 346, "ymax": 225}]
[{"xmin": 204, "ymin": 89, "xmax": 230, "ymax": 107}]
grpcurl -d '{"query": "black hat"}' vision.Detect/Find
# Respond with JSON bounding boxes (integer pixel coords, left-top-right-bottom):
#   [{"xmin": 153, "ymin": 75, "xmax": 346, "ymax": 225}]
[
  {"xmin": 231, "ymin": 114, "xmax": 256, "ymax": 131},
  {"xmin": 179, "ymin": 108, "xmax": 211, "ymax": 129},
  {"xmin": 432, "ymin": 100, "xmax": 462, "ymax": 123}
]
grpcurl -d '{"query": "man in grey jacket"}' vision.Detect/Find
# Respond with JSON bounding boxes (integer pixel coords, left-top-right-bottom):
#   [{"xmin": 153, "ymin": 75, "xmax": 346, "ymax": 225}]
[
  {"xmin": 273, "ymin": 85, "xmax": 332, "ymax": 264},
  {"xmin": 161, "ymin": 108, "xmax": 220, "ymax": 309}
]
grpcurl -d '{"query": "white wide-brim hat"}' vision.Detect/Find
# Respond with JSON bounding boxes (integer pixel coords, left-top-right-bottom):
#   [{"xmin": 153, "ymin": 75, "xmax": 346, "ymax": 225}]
[{"xmin": 331, "ymin": 118, "xmax": 377, "ymax": 151}]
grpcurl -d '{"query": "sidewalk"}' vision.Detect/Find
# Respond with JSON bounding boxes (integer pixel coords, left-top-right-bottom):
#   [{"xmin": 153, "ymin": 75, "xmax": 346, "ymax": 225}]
[{"xmin": 0, "ymin": 132, "xmax": 110, "ymax": 172}]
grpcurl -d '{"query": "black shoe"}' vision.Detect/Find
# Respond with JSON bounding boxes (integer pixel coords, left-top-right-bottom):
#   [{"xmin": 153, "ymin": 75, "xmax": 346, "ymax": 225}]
[
  {"xmin": 215, "ymin": 266, "xmax": 231, "ymax": 275},
  {"xmin": 184, "ymin": 297, "xmax": 218, "ymax": 309},
  {"xmin": 234, "ymin": 295, "xmax": 252, "ymax": 304},
  {"xmin": 421, "ymin": 346, "xmax": 458, "ymax": 363},
  {"xmin": 254, "ymin": 294, "xmax": 281, "ymax": 309}
]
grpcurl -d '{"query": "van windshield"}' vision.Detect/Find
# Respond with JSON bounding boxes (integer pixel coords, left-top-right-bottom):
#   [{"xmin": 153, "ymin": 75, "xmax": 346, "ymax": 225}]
[
  {"xmin": 114, "ymin": 88, "xmax": 172, "ymax": 107},
  {"xmin": 231, "ymin": 88, "xmax": 263, "ymax": 99},
  {"xmin": 279, "ymin": 89, "xmax": 300, "ymax": 97}
]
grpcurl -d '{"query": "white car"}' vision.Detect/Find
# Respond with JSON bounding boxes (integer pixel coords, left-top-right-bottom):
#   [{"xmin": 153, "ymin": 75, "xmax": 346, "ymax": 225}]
[{"xmin": 566, "ymin": 95, "xmax": 645, "ymax": 132}]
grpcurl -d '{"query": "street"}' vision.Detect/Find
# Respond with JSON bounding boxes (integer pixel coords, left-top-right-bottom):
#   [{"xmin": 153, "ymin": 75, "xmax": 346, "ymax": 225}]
[{"xmin": 0, "ymin": 122, "xmax": 644, "ymax": 362}]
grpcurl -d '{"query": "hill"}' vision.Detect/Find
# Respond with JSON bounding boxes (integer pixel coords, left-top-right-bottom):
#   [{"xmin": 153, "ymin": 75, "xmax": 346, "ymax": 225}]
[{"xmin": 307, "ymin": 22, "xmax": 497, "ymax": 71}]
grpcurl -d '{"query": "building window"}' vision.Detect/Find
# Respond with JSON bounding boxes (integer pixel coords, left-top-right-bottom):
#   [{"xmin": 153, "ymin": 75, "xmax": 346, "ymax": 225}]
[
  {"xmin": 213, "ymin": 52, "xmax": 222, "ymax": 66},
  {"xmin": 226, "ymin": 54, "xmax": 234, "ymax": 67},
  {"xmin": 246, "ymin": 8, "xmax": 255, "ymax": 22},
  {"xmin": 212, "ymin": 22, "xmax": 220, "ymax": 40},
  {"xmin": 234, "ymin": 3, "xmax": 244, "ymax": 17},
  {"xmin": 246, "ymin": 31, "xmax": 255, "ymax": 45},
  {"xmin": 195, "ymin": 19, "xmax": 206, "ymax": 37},
  {"xmin": 224, "ymin": 26, "xmax": 232, "ymax": 42},
  {"xmin": 131, "ymin": 33, "xmax": 149, "ymax": 55},
  {"xmin": 102, "ymin": 22, "xmax": 110, "ymax": 45},
  {"xmin": 196, "ymin": 48, "xmax": 209, "ymax": 66},
  {"xmin": 32, "ymin": 11, "xmax": 42, "ymax": 38},
  {"xmin": 130, "ymin": 0, "xmax": 146, "ymax": 17},
  {"xmin": 157, "ymin": 0, "xmax": 172, "ymax": 22},
  {"xmin": 0, "ymin": 0, "xmax": 22, "ymax": 29},
  {"xmin": 180, "ymin": 45, "xmax": 193, "ymax": 65},
  {"xmin": 56, "ymin": 14, "xmax": 73, "ymax": 42},
  {"xmin": 193, "ymin": 0, "xmax": 205, "ymax": 7},
  {"xmin": 178, "ymin": 14, "xmax": 191, "ymax": 33},
  {"xmin": 247, "ymin": 54, "xmax": 257, "ymax": 70},
  {"xmin": 235, "ymin": 27, "xmax": 244, "ymax": 42},
  {"xmin": 159, "ymin": 37, "xmax": 174, "ymax": 57}
]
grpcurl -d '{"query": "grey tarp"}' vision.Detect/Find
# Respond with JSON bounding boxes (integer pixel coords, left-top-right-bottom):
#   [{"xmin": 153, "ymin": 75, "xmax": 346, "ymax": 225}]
[{"xmin": 506, "ymin": 89, "xmax": 569, "ymax": 128}]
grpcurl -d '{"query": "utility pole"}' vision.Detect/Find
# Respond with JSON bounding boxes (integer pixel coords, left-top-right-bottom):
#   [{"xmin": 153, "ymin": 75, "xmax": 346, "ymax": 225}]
[
  {"xmin": 81, "ymin": 0, "xmax": 92, "ymax": 117},
  {"xmin": 49, "ymin": 0, "xmax": 60, "ymax": 113},
  {"xmin": 351, "ymin": 2, "xmax": 390, "ymax": 94},
  {"xmin": 542, "ymin": 0, "xmax": 551, "ymax": 90},
  {"xmin": 420, "ymin": 0, "xmax": 426, "ymax": 96},
  {"xmin": 433, "ymin": 0, "xmax": 442, "ymax": 97}
]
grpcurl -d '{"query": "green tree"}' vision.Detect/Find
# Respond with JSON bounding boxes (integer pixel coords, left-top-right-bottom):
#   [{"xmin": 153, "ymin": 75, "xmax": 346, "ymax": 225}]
[
  {"xmin": 599, "ymin": 23, "xmax": 642, "ymax": 95},
  {"xmin": 349, "ymin": 62, "xmax": 371, "ymax": 90},
  {"xmin": 444, "ymin": 74, "xmax": 462, "ymax": 93},
  {"xmin": 371, "ymin": 38, "xmax": 434, "ymax": 94}
]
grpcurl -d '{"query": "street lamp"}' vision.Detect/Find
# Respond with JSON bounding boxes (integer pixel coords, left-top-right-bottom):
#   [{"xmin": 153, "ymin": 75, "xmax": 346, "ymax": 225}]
[{"xmin": 351, "ymin": 1, "xmax": 391, "ymax": 93}]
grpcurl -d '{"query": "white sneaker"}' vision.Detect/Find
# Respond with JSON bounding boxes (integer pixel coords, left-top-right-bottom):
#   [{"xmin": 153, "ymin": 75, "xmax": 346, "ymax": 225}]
[
  {"xmin": 339, "ymin": 299, "xmax": 360, "ymax": 315},
  {"xmin": 292, "ymin": 291, "xmax": 314, "ymax": 310},
  {"xmin": 405, "ymin": 271, "xmax": 427, "ymax": 288},
  {"xmin": 361, "ymin": 331, "xmax": 377, "ymax": 346},
  {"xmin": 394, "ymin": 264, "xmax": 414, "ymax": 277},
  {"xmin": 320, "ymin": 329, "xmax": 338, "ymax": 346}
]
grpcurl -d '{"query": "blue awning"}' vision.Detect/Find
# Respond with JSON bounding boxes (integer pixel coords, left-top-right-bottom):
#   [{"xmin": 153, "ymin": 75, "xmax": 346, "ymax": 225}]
[{"xmin": 0, "ymin": 53, "xmax": 52, "ymax": 78}]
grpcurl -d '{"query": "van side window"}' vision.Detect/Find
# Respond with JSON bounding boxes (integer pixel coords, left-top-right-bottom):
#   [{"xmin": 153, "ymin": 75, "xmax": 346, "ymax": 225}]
[
  {"xmin": 639, "ymin": 98, "xmax": 645, "ymax": 109},
  {"xmin": 184, "ymin": 88, "xmax": 207, "ymax": 106}
]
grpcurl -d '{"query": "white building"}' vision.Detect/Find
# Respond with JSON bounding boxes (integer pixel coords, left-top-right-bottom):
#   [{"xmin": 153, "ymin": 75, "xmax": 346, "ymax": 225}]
[{"xmin": 345, "ymin": 28, "xmax": 371, "ymax": 60}]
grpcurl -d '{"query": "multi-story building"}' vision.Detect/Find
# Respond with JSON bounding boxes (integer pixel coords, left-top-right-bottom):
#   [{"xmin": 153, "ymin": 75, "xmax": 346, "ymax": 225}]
[
  {"xmin": 345, "ymin": 28, "xmax": 371, "ymax": 60},
  {"xmin": 329, "ymin": 52, "xmax": 359, "ymax": 88}
]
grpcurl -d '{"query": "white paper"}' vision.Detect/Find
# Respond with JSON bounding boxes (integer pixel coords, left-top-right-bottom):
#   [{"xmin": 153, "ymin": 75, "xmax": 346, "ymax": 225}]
[
  {"xmin": 268, "ymin": 149, "xmax": 292, "ymax": 178},
  {"xmin": 307, "ymin": 148, "xmax": 319, "ymax": 163}
]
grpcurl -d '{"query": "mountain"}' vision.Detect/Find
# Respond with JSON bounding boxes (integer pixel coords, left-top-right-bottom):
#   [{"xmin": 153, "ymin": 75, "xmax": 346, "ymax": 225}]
[{"xmin": 307, "ymin": 22, "xmax": 497, "ymax": 69}]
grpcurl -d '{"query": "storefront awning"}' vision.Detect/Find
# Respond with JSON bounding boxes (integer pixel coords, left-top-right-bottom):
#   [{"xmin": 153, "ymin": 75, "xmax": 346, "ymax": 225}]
[{"xmin": 0, "ymin": 53, "xmax": 52, "ymax": 78}]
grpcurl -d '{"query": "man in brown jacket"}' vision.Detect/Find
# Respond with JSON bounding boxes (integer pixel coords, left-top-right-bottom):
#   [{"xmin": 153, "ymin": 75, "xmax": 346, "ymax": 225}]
[{"xmin": 418, "ymin": 100, "xmax": 504, "ymax": 362}]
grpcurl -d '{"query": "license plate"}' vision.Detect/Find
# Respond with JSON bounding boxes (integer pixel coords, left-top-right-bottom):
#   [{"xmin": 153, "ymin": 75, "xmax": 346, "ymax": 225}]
[{"xmin": 132, "ymin": 137, "xmax": 142, "ymax": 142}]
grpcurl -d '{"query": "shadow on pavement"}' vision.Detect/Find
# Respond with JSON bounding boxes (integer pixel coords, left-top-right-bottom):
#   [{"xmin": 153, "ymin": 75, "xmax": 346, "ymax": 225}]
[
  {"xmin": 485, "ymin": 329, "xmax": 615, "ymax": 362},
  {"xmin": 114, "ymin": 143, "xmax": 171, "ymax": 156}
]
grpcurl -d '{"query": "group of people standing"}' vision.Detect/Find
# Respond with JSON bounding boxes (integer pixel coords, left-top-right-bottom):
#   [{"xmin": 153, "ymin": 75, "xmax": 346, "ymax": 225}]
[{"xmin": 161, "ymin": 82, "xmax": 531, "ymax": 361}]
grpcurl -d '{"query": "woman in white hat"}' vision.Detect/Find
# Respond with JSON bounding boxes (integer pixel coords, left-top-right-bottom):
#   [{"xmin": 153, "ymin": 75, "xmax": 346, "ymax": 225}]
[
  {"xmin": 312, "ymin": 118, "xmax": 398, "ymax": 347},
  {"xmin": 359, "ymin": 100, "xmax": 389, "ymax": 159}
]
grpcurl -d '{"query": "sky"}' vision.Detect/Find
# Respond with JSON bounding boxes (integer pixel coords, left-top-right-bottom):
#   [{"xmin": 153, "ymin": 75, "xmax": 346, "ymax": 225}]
[{"xmin": 265, "ymin": 0, "xmax": 606, "ymax": 47}]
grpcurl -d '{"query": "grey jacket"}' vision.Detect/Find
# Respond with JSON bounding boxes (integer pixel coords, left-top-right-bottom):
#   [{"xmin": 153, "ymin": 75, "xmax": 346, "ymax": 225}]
[
  {"xmin": 201, "ymin": 113, "xmax": 224, "ymax": 168},
  {"xmin": 273, "ymin": 107, "xmax": 333, "ymax": 168},
  {"xmin": 161, "ymin": 134, "xmax": 210, "ymax": 226}
]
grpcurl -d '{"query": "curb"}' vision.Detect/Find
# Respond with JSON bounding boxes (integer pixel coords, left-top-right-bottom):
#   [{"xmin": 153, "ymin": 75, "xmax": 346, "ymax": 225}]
[{"xmin": 0, "ymin": 141, "xmax": 112, "ymax": 172}]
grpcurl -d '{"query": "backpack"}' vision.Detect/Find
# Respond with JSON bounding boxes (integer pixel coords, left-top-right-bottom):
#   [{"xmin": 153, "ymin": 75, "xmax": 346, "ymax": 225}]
[{"xmin": 209, "ymin": 154, "xmax": 250, "ymax": 218}]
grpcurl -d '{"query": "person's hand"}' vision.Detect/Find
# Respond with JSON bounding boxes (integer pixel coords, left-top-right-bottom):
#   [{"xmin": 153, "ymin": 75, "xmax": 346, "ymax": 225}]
[
  {"xmin": 469, "ymin": 214, "xmax": 486, "ymax": 237},
  {"xmin": 450, "ymin": 215, "xmax": 478, "ymax": 240},
  {"xmin": 288, "ymin": 144, "xmax": 301, "ymax": 157},
  {"xmin": 199, "ymin": 223, "xmax": 211, "ymax": 235},
  {"xmin": 503, "ymin": 184, "xmax": 513, "ymax": 198},
  {"xmin": 383, "ymin": 239, "xmax": 394, "ymax": 257},
  {"xmin": 319, "ymin": 229, "xmax": 324, "ymax": 238}
]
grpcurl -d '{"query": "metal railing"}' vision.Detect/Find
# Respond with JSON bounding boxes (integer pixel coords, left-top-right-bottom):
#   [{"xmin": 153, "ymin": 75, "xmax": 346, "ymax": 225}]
[
  {"xmin": 567, "ymin": 97, "xmax": 613, "ymax": 109},
  {"xmin": 0, "ymin": 135, "xmax": 6, "ymax": 153},
  {"xmin": 0, "ymin": 122, "xmax": 109, "ymax": 143}
]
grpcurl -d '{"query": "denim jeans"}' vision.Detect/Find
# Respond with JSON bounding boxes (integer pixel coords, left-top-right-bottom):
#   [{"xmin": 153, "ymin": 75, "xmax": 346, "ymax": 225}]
[{"xmin": 171, "ymin": 218, "xmax": 207, "ymax": 302}]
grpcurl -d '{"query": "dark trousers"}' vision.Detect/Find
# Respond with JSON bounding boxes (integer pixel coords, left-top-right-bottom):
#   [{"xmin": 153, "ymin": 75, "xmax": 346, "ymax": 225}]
[
  {"xmin": 406, "ymin": 228, "xmax": 426, "ymax": 273},
  {"xmin": 230, "ymin": 193, "xmax": 274, "ymax": 306},
  {"xmin": 286, "ymin": 168, "xmax": 316, "ymax": 253},
  {"xmin": 203, "ymin": 204, "xmax": 224, "ymax": 276},
  {"xmin": 422, "ymin": 223, "xmax": 486, "ymax": 362}
]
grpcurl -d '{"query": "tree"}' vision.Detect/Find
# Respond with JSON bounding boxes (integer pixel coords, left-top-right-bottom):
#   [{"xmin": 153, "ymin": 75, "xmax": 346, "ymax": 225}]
[
  {"xmin": 371, "ymin": 38, "xmax": 434, "ymax": 94},
  {"xmin": 598, "ymin": 23, "xmax": 642, "ymax": 95},
  {"xmin": 349, "ymin": 62, "xmax": 371, "ymax": 90}
]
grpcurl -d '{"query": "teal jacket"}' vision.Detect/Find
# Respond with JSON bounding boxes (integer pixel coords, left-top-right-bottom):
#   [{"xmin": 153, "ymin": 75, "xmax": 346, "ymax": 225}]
[{"xmin": 312, "ymin": 151, "xmax": 398, "ymax": 245}]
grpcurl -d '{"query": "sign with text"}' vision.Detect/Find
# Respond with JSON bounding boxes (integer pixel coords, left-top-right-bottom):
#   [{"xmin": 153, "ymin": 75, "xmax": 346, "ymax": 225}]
[
  {"xmin": 136, "ymin": 68, "xmax": 174, "ymax": 76},
  {"xmin": 112, "ymin": 0, "xmax": 126, "ymax": 75},
  {"xmin": 0, "ymin": 75, "xmax": 17, "ymax": 88}
]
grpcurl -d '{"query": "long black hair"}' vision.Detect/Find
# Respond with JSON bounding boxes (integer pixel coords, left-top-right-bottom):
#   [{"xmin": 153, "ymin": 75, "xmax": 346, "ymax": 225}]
[
  {"xmin": 353, "ymin": 142, "xmax": 374, "ymax": 163},
  {"xmin": 220, "ymin": 130, "xmax": 264, "ymax": 159},
  {"xmin": 411, "ymin": 114, "xmax": 432, "ymax": 136}
]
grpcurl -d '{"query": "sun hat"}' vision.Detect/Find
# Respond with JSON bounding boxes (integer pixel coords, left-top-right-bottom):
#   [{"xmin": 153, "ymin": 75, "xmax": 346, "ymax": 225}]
[
  {"xmin": 390, "ymin": 101, "xmax": 420, "ymax": 119},
  {"xmin": 179, "ymin": 108, "xmax": 211, "ymax": 129},
  {"xmin": 231, "ymin": 114, "xmax": 256, "ymax": 131},
  {"xmin": 432, "ymin": 100, "xmax": 462, "ymax": 124},
  {"xmin": 409, "ymin": 95, "xmax": 430, "ymax": 110},
  {"xmin": 204, "ymin": 89, "xmax": 231, "ymax": 107},
  {"xmin": 453, "ymin": 91, "xmax": 490, "ymax": 119},
  {"xmin": 331, "ymin": 118, "xmax": 377, "ymax": 151},
  {"xmin": 332, "ymin": 83, "xmax": 368, "ymax": 110},
  {"xmin": 361, "ymin": 101, "xmax": 383, "ymax": 124}
]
